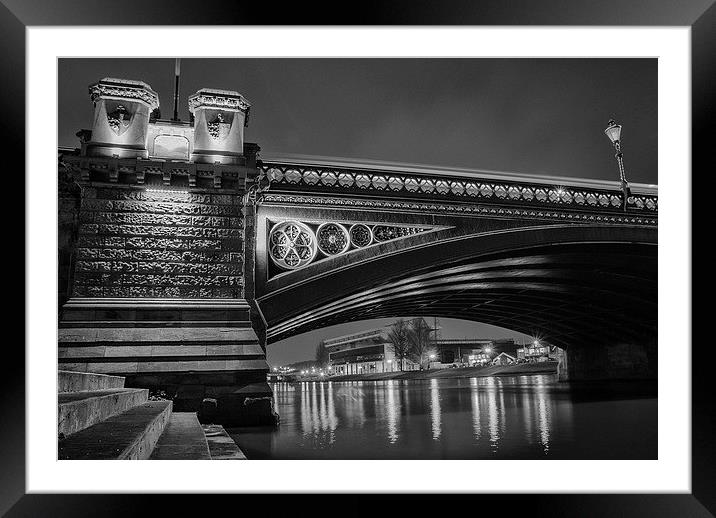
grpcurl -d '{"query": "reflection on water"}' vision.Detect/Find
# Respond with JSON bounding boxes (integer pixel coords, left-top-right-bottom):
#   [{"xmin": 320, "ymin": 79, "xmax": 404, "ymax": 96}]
[
  {"xmin": 430, "ymin": 378, "xmax": 441, "ymax": 440},
  {"xmin": 230, "ymin": 374, "xmax": 656, "ymax": 460}
]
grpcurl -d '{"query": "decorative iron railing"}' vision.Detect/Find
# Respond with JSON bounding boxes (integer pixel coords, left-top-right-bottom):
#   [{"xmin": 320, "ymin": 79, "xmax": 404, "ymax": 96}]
[{"xmin": 259, "ymin": 159, "xmax": 658, "ymax": 215}]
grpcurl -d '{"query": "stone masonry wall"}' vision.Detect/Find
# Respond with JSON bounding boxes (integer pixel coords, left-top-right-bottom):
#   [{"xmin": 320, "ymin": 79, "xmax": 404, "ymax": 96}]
[
  {"xmin": 58, "ymin": 169, "xmax": 82, "ymax": 310},
  {"xmin": 72, "ymin": 187, "xmax": 244, "ymax": 298}
]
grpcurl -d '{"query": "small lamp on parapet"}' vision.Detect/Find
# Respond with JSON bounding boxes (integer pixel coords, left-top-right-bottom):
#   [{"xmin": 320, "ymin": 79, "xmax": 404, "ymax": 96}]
[{"xmin": 604, "ymin": 119, "xmax": 631, "ymax": 212}]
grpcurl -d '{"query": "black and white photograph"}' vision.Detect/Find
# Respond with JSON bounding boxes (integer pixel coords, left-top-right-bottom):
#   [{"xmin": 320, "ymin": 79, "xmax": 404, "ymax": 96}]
[
  {"xmin": 56, "ymin": 57, "xmax": 658, "ymax": 461},
  {"xmin": 5, "ymin": 10, "xmax": 709, "ymax": 514}
]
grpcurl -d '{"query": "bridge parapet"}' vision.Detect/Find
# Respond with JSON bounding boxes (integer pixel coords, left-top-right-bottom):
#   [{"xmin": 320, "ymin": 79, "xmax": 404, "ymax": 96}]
[{"xmin": 259, "ymin": 159, "xmax": 658, "ymax": 225}]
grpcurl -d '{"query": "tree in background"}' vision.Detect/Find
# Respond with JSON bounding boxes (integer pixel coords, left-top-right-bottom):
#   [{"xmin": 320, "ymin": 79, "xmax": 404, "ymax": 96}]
[
  {"xmin": 315, "ymin": 341, "xmax": 330, "ymax": 368},
  {"xmin": 408, "ymin": 317, "xmax": 437, "ymax": 370},
  {"xmin": 387, "ymin": 319, "xmax": 411, "ymax": 371}
]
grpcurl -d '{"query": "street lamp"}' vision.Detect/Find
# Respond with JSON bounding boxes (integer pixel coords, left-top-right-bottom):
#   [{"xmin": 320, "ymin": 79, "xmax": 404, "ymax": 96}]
[{"xmin": 604, "ymin": 119, "xmax": 630, "ymax": 212}]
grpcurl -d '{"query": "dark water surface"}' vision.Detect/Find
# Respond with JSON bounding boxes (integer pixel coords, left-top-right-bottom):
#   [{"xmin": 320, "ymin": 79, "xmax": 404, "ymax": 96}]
[{"xmin": 229, "ymin": 375, "xmax": 657, "ymax": 459}]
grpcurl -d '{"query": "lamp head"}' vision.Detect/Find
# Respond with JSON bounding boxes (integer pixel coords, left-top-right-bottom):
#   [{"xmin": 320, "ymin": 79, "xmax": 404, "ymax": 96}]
[{"xmin": 604, "ymin": 119, "xmax": 622, "ymax": 144}]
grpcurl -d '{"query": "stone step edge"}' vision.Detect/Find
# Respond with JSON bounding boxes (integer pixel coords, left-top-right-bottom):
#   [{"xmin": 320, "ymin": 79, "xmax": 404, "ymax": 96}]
[
  {"xmin": 202, "ymin": 424, "xmax": 247, "ymax": 460},
  {"xmin": 119, "ymin": 401, "xmax": 173, "ymax": 460},
  {"xmin": 149, "ymin": 412, "xmax": 211, "ymax": 460},
  {"xmin": 58, "ymin": 400, "xmax": 173, "ymax": 460},
  {"xmin": 58, "ymin": 370, "xmax": 125, "ymax": 392},
  {"xmin": 58, "ymin": 388, "xmax": 149, "ymax": 438}
]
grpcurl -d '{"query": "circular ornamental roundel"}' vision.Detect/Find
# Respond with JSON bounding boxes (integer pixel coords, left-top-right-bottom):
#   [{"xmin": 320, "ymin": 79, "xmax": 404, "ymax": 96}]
[
  {"xmin": 316, "ymin": 223, "xmax": 350, "ymax": 256},
  {"xmin": 349, "ymin": 223, "xmax": 373, "ymax": 248},
  {"xmin": 269, "ymin": 221, "xmax": 318, "ymax": 270}
]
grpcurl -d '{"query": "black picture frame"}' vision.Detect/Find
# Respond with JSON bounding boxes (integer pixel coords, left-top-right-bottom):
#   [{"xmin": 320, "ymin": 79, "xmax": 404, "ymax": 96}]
[{"xmin": 3, "ymin": 1, "xmax": 712, "ymax": 515}]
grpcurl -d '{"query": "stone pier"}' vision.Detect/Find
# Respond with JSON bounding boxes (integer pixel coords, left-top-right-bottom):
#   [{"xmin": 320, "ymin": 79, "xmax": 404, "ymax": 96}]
[
  {"xmin": 558, "ymin": 342, "xmax": 657, "ymax": 382},
  {"xmin": 58, "ymin": 77, "xmax": 277, "ymax": 426}
]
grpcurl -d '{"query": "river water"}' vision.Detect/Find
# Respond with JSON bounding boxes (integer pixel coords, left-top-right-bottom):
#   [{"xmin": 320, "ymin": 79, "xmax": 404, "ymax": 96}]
[{"xmin": 229, "ymin": 374, "xmax": 657, "ymax": 459}]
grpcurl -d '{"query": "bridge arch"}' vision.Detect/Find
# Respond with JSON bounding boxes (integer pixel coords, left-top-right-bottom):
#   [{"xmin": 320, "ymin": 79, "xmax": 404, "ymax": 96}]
[{"xmin": 258, "ymin": 223, "xmax": 656, "ymax": 348}]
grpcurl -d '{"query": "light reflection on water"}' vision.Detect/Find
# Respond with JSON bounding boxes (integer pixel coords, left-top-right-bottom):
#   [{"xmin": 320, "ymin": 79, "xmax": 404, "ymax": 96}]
[{"xmin": 230, "ymin": 374, "xmax": 657, "ymax": 459}]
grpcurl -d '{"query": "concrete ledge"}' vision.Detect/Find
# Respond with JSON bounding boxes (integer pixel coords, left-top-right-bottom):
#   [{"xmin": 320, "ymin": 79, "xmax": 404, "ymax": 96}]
[
  {"xmin": 58, "ymin": 388, "xmax": 149, "ymax": 437},
  {"xmin": 62, "ymin": 298, "xmax": 252, "ymax": 309},
  {"xmin": 58, "ymin": 344, "xmax": 265, "ymax": 359},
  {"xmin": 59, "ymin": 359, "xmax": 269, "ymax": 374},
  {"xmin": 58, "ymin": 370, "xmax": 125, "ymax": 392},
  {"xmin": 58, "ymin": 400, "xmax": 173, "ymax": 460},
  {"xmin": 202, "ymin": 424, "xmax": 246, "ymax": 459},
  {"xmin": 149, "ymin": 412, "xmax": 211, "ymax": 460},
  {"xmin": 58, "ymin": 327, "xmax": 259, "ymax": 343},
  {"xmin": 60, "ymin": 298, "xmax": 253, "ymax": 324},
  {"xmin": 60, "ymin": 320, "xmax": 253, "ymax": 329}
]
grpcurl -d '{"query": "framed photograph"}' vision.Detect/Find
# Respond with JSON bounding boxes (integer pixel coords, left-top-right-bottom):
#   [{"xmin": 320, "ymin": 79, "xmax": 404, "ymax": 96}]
[{"xmin": 5, "ymin": 1, "xmax": 711, "ymax": 515}]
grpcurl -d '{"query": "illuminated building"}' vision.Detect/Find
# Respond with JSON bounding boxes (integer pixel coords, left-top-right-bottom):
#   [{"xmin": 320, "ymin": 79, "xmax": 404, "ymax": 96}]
[
  {"xmin": 516, "ymin": 341, "xmax": 560, "ymax": 363},
  {"xmin": 323, "ymin": 327, "xmax": 419, "ymax": 375}
]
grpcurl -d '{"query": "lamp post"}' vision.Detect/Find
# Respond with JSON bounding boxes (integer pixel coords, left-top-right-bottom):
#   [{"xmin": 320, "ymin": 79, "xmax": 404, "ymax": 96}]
[{"xmin": 604, "ymin": 119, "xmax": 630, "ymax": 212}]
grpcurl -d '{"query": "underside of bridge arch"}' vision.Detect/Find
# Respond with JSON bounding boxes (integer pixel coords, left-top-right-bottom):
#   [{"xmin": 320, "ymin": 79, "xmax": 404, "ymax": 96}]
[{"xmin": 258, "ymin": 225, "xmax": 657, "ymax": 381}]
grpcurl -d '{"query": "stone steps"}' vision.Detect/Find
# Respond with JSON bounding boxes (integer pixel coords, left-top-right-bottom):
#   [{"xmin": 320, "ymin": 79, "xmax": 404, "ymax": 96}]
[
  {"xmin": 58, "ymin": 387, "xmax": 149, "ymax": 437},
  {"xmin": 58, "ymin": 298, "xmax": 274, "ymax": 426},
  {"xmin": 149, "ymin": 412, "xmax": 211, "ymax": 460},
  {"xmin": 58, "ymin": 400, "xmax": 173, "ymax": 460},
  {"xmin": 57, "ymin": 370, "xmax": 250, "ymax": 460}
]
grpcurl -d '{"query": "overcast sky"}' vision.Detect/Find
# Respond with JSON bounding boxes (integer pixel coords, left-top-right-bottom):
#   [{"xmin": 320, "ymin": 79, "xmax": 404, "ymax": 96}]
[{"xmin": 58, "ymin": 58, "xmax": 657, "ymax": 365}]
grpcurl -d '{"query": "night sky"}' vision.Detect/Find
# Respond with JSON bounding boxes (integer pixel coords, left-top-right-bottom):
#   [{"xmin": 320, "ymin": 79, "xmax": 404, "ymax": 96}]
[{"xmin": 58, "ymin": 58, "xmax": 658, "ymax": 365}]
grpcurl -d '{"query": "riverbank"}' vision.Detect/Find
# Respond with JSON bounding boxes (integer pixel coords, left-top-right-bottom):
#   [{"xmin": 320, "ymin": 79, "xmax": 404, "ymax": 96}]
[{"xmin": 299, "ymin": 361, "xmax": 558, "ymax": 382}]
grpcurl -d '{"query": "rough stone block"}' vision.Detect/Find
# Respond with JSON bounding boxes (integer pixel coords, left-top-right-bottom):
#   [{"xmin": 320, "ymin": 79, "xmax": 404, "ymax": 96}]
[
  {"xmin": 59, "ymin": 346, "xmax": 107, "ymax": 358},
  {"xmin": 104, "ymin": 345, "xmax": 153, "ymax": 357},
  {"xmin": 150, "ymin": 345, "xmax": 207, "ymax": 357}
]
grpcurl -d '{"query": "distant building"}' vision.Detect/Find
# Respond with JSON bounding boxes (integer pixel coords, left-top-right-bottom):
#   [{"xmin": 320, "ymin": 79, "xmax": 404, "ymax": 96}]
[
  {"xmin": 491, "ymin": 352, "xmax": 517, "ymax": 366},
  {"xmin": 516, "ymin": 341, "xmax": 560, "ymax": 362},
  {"xmin": 324, "ymin": 327, "xmax": 419, "ymax": 375},
  {"xmin": 323, "ymin": 327, "xmax": 526, "ymax": 373},
  {"xmin": 275, "ymin": 360, "xmax": 320, "ymax": 374},
  {"xmin": 435, "ymin": 338, "xmax": 517, "ymax": 365}
]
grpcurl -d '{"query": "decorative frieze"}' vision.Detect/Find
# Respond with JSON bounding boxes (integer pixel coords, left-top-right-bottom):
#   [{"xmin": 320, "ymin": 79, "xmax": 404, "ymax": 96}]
[
  {"xmin": 188, "ymin": 88, "xmax": 251, "ymax": 114},
  {"xmin": 260, "ymin": 193, "xmax": 658, "ymax": 227},
  {"xmin": 268, "ymin": 219, "xmax": 441, "ymax": 272},
  {"xmin": 89, "ymin": 78, "xmax": 159, "ymax": 110},
  {"xmin": 61, "ymin": 154, "xmax": 254, "ymax": 192},
  {"xmin": 261, "ymin": 162, "xmax": 658, "ymax": 215}
]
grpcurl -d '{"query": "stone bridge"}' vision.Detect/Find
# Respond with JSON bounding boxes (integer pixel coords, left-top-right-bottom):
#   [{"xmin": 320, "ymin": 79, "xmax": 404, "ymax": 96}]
[
  {"xmin": 57, "ymin": 78, "xmax": 658, "ymax": 425},
  {"xmin": 252, "ymin": 158, "xmax": 657, "ymax": 382}
]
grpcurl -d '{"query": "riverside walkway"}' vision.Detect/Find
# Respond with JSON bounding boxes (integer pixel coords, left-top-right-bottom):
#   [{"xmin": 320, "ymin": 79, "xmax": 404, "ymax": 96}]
[{"xmin": 310, "ymin": 362, "xmax": 558, "ymax": 383}]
